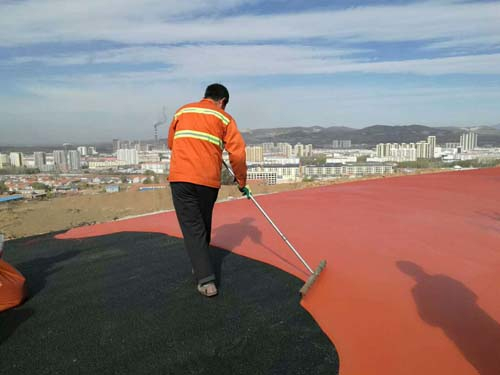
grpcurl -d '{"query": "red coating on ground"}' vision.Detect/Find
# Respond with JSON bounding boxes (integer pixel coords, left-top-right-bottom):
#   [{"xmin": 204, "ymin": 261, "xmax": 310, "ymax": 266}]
[{"xmin": 57, "ymin": 168, "xmax": 500, "ymax": 375}]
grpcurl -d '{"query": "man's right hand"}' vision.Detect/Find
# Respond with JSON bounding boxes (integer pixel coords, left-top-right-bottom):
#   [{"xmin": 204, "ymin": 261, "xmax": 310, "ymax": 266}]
[{"xmin": 238, "ymin": 185, "xmax": 252, "ymax": 199}]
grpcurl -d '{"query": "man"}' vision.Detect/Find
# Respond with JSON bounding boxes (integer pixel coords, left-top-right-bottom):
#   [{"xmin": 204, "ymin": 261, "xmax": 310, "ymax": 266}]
[{"xmin": 167, "ymin": 83, "xmax": 250, "ymax": 297}]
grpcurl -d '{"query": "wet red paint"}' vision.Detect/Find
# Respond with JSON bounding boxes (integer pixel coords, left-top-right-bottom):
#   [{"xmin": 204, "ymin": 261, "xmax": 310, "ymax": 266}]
[{"xmin": 57, "ymin": 168, "xmax": 500, "ymax": 375}]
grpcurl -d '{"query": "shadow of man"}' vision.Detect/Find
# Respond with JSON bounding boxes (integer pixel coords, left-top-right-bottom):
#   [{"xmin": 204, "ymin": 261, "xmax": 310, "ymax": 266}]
[
  {"xmin": 213, "ymin": 217, "xmax": 262, "ymax": 249},
  {"xmin": 397, "ymin": 261, "xmax": 500, "ymax": 375},
  {"xmin": 1, "ymin": 248, "xmax": 81, "ymax": 346},
  {"xmin": 213, "ymin": 217, "xmax": 308, "ymax": 278}
]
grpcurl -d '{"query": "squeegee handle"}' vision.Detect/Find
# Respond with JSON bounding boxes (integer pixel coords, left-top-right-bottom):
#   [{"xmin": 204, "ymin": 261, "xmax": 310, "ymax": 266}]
[{"xmin": 222, "ymin": 160, "xmax": 314, "ymax": 274}]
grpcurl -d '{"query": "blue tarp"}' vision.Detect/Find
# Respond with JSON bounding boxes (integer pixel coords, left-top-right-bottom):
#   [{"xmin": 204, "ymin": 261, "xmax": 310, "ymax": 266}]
[{"xmin": 0, "ymin": 195, "xmax": 23, "ymax": 203}]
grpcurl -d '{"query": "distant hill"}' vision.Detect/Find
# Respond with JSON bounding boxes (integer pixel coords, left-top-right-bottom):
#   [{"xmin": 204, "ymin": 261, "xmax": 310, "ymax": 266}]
[
  {"xmin": 2, "ymin": 125, "xmax": 499, "ymax": 151},
  {"xmin": 241, "ymin": 125, "xmax": 500, "ymax": 147}
]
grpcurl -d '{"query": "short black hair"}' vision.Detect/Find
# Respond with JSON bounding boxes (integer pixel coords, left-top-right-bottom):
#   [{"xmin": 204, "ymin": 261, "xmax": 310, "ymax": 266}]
[{"xmin": 204, "ymin": 83, "xmax": 229, "ymax": 105}]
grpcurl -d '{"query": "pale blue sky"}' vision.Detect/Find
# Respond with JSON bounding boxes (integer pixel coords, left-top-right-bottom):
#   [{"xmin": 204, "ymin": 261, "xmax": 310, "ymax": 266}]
[{"xmin": 1, "ymin": 0, "xmax": 500, "ymax": 145}]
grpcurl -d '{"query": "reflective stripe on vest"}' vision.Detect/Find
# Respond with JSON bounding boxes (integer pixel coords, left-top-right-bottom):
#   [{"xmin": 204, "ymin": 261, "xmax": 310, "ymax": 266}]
[
  {"xmin": 174, "ymin": 107, "xmax": 230, "ymax": 126},
  {"xmin": 174, "ymin": 130, "xmax": 224, "ymax": 149}
]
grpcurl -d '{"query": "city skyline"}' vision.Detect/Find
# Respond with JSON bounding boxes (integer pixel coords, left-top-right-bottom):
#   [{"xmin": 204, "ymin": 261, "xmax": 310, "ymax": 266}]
[
  {"xmin": 1, "ymin": 123, "xmax": 499, "ymax": 148},
  {"xmin": 1, "ymin": 1, "xmax": 500, "ymax": 145},
  {"xmin": 3, "ymin": 130, "xmax": 499, "ymax": 192}
]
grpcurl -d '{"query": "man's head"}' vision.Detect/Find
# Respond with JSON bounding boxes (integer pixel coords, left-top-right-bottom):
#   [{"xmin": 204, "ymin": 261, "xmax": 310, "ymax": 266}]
[
  {"xmin": 396, "ymin": 261, "xmax": 427, "ymax": 281},
  {"xmin": 204, "ymin": 83, "xmax": 229, "ymax": 109}
]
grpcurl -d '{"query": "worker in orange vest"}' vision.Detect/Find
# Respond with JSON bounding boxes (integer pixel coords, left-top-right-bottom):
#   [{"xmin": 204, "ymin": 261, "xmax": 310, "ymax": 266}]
[{"xmin": 168, "ymin": 83, "xmax": 250, "ymax": 297}]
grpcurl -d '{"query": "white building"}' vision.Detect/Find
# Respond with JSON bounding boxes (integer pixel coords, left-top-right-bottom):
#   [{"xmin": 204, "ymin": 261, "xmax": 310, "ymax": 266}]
[
  {"xmin": 117, "ymin": 148, "xmax": 139, "ymax": 165},
  {"xmin": 344, "ymin": 163, "xmax": 393, "ymax": 176},
  {"xmin": 460, "ymin": 132, "xmax": 478, "ymax": 151},
  {"xmin": 34, "ymin": 152, "xmax": 47, "ymax": 168},
  {"xmin": 22, "ymin": 156, "xmax": 35, "ymax": 168},
  {"xmin": 276, "ymin": 143, "xmax": 293, "ymax": 157},
  {"xmin": 139, "ymin": 151, "xmax": 161, "ymax": 163},
  {"xmin": 294, "ymin": 143, "xmax": 305, "ymax": 157},
  {"xmin": 332, "ymin": 140, "xmax": 352, "ymax": 149},
  {"xmin": 303, "ymin": 164, "xmax": 343, "ymax": 178},
  {"xmin": 416, "ymin": 141, "xmax": 430, "ymax": 159},
  {"xmin": 391, "ymin": 147, "xmax": 417, "ymax": 162},
  {"xmin": 376, "ymin": 144, "xmax": 385, "ymax": 157},
  {"xmin": 262, "ymin": 143, "xmax": 275, "ymax": 153},
  {"xmin": 141, "ymin": 162, "xmax": 167, "ymax": 174},
  {"xmin": 376, "ymin": 143, "xmax": 395, "ymax": 158},
  {"xmin": 0, "ymin": 153, "xmax": 9, "ymax": 168},
  {"xmin": 376, "ymin": 137, "xmax": 434, "ymax": 160},
  {"xmin": 77, "ymin": 146, "xmax": 88, "ymax": 156},
  {"xmin": 248, "ymin": 164, "xmax": 300, "ymax": 184},
  {"xmin": 262, "ymin": 157, "xmax": 300, "ymax": 165},
  {"xmin": 246, "ymin": 146, "xmax": 264, "ymax": 162},
  {"xmin": 67, "ymin": 150, "xmax": 81, "ymax": 170},
  {"xmin": 443, "ymin": 148, "xmax": 500, "ymax": 162},
  {"xmin": 427, "ymin": 136, "xmax": 436, "ymax": 158},
  {"xmin": 375, "ymin": 143, "xmax": 416, "ymax": 162},
  {"xmin": 9, "ymin": 152, "xmax": 23, "ymax": 167},
  {"xmin": 326, "ymin": 156, "xmax": 357, "ymax": 164},
  {"xmin": 53, "ymin": 150, "xmax": 67, "ymax": 171},
  {"xmin": 304, "ymin": 144, "xmax": 313, "ymax": 157},
  {"xmin": 88, "ymin": 146, "xmax": 97, "ymax": 155},
  {"xmin": 88, "ymin": 159, "xmax": 128, "ymax": 170},
  {"xmin": 303, "ymin": 163, "xmax": 393, "ymax": 179},
  {"xmin": 247, "ymin": 171, "xmax": 277, "ymax": 185}
]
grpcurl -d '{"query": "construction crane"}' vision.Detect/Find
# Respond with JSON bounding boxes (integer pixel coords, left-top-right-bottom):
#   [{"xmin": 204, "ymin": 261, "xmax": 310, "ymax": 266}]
[{"xmin": 154, "ymin": 106, "xmax": 167, "ymax": 147}]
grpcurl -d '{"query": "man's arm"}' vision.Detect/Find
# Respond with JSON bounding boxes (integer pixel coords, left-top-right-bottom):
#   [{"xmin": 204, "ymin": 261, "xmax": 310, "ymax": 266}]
[
  {"xmin": 167, "ymin": 117, "xmax": 177, "ymax": 150},
  {"xmin": 224, "ymin": 119, "xmax": 247, "ymax": 188}
]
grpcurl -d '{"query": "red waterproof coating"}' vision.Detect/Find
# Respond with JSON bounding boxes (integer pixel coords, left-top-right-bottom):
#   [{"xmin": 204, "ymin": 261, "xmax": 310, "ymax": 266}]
[{"xmin": 58, "ymin": 168, "xmax": 500, "ymax": 375}]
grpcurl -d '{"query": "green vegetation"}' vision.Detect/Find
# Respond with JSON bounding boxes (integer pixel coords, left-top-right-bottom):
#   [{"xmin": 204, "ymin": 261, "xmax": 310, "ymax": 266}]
[
  {"xmin": 143, "ymin": 170, "xmax": 160, "ymax": 183},
  {"xmin": 300, "ymin": 154, "xmax": 327, "ymax": 165},
  {"xmin": 0, "ymin": 180, "xmax": 8, "ymax": 194},
  {"xmin": 0, "ymin": 167, "xmax": 40, "ymax": 175},
  {"xmin": 397, "ymin": 158, "xmax": 500, "ymax": 169},
  {"xmin": 76, "ymin": 182, "xmax": 90, "ymax": 190},
  {"xmin": 31, "ymin": 182, "xmax": 51, "ymax": 191}
]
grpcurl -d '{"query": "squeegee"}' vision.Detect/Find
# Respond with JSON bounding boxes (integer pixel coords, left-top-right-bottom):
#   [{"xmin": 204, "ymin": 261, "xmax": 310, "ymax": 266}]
[{"xmin": 223, "ymin": 161, "xmax": 326, "ymax": 296}]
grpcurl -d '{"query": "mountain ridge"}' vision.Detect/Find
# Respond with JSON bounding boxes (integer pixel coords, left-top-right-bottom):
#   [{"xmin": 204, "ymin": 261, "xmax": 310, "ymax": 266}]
[{"xmin": 241, "ymin": 125, "xmax": 500, "ymax": 147}]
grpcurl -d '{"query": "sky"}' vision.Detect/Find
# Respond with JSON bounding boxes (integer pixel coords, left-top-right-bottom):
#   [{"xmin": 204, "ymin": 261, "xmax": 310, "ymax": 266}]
[{"xmin": 1, "ymin": 0, "xmax": 500, "ymax": 145}]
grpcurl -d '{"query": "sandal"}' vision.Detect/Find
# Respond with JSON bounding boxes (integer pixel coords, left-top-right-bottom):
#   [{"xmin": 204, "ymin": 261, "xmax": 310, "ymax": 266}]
[{"xmin": 197, "ymin": 282, "xmax": 218, "ymax": 297}]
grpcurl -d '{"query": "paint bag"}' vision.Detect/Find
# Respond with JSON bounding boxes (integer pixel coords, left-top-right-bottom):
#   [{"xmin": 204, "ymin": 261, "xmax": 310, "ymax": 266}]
[{"xmin": 0, "ymin": 259, "xmax": 27, "ymax": 312}]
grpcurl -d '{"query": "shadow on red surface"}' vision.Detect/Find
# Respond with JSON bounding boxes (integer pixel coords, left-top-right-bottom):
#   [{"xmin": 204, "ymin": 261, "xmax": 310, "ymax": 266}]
[
  {"xmin": 212, "ymin": 217, "xmax": 309, "ymax": 277},
  {"xmin": 398, "ymin": 261, "xmax": 500, "ymax": 375}
]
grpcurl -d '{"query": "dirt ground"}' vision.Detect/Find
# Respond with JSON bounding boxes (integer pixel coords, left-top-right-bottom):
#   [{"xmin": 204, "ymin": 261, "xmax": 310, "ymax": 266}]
[{"xmin": 0, "ymin": 171, "xmax": 445, "ymax": 239}]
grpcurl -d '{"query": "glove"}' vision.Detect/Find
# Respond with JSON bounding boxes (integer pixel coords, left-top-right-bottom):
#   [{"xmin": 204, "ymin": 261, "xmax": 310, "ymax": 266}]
[{"xmin": 238, "ymin": 185, "xmax": 252, "ymax": 199}]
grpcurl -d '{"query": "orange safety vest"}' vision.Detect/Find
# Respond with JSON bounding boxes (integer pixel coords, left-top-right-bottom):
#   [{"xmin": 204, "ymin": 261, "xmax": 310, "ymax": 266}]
[{"xmin": 167, "ymin": 99, "xmax": 247, "ymax": 189}]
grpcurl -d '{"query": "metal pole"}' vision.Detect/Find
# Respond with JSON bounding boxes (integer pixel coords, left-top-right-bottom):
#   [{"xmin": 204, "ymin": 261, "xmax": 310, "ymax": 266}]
[{"xmin": 223, "ymin": 161, "xmax": 314, "ymax": 274}]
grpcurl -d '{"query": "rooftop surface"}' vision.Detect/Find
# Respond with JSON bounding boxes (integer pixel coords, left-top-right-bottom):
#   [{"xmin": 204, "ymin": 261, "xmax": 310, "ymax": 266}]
[
  {"xmin": 2, "ymin": 167, "xmax": 500, "ymax": 374},
  {"xmin": 1, "ymin": 233, "xmax": 337, "ymax": 374}
]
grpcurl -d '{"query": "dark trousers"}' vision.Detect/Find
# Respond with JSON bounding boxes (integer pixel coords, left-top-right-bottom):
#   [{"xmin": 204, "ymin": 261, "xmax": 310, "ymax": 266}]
[{"xmin": 170, "ymin": 182, "xmax": 219, "ymax": 285}]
